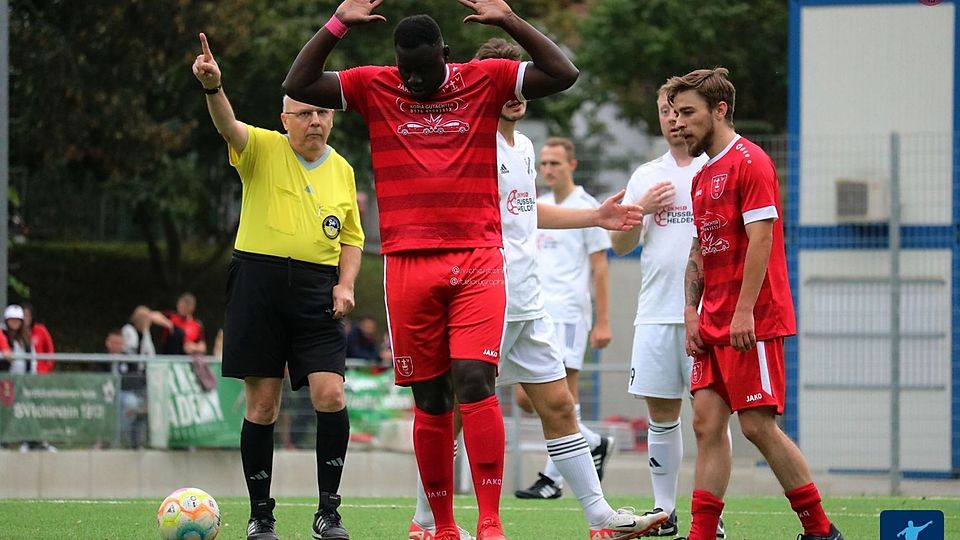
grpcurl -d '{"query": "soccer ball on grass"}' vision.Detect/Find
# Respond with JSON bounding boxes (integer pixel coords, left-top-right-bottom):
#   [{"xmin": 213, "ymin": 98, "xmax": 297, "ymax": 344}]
[{"xmin": 157, "ymin": 487, "xmax": 221, "ymax": 540}]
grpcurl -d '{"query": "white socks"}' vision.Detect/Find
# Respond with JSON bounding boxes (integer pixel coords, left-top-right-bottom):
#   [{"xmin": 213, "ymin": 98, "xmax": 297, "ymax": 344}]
[
  {"xmin": 647, "ymin": 418, "xmax": 683, "ymax": 515},
  {"xmin": 546, "ymin": 432, "xmax": 614, "ymax": 528},
  {"xmin": 544, "ymin": 404, "xmax": 600, "ymax": 485}
]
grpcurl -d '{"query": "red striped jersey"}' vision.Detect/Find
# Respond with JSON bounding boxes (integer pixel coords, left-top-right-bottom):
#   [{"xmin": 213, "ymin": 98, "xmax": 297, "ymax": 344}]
[
  {"xmin": 338, "ymin": 59, "xmax": 524, "ymax": 254},
  {"xmin": 691, "ymin": 135, "xmax": 796, "ymax": 344}
]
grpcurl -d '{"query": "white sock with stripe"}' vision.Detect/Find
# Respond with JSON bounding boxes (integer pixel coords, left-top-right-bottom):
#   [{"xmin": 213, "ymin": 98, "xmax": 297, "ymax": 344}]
[
  {"xmin": 647, "ymin": 418, "xmax": 682, "ymax": 515},
  {"xmin": 546, "ymin": 432, "xmax": 614, "ymax": 528}
]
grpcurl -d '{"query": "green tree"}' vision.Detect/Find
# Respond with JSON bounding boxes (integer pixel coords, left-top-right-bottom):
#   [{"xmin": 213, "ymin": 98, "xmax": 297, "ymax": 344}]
[
  {"xmin": 575, "ymin": 0, "xmax": 788, "ymax": 134},
  {"xmin": 9, "ymin": 0, "xmax": 578, "ymax": 294}
]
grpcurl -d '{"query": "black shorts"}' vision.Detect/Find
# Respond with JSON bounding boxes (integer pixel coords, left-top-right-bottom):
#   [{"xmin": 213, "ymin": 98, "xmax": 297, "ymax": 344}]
[{"xmin": 222, "ymin": 250, "xmax": 346, "ymax": 391}]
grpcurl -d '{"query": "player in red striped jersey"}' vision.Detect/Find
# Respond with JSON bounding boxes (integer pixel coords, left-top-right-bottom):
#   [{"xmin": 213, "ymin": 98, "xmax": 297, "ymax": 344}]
[
  {"xmin": 283, "ymin": 2, "xmax": 578, "ymax": 539},
  {"xmin": 666, "ymin": 68, "xmax": 842, "ymax": 540}
]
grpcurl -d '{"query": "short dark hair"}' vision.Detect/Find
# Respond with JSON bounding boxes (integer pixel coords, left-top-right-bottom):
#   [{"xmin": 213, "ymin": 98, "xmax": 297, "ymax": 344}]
[
  {"xmin": 107, "ymin": 327, "xmax": 123, "ymax": 337},
  {"xmin": 664, "ymin": 67, "xmax": 736, "ymax": 124},
  {"xmin": 394, "ymin": 15, "xmax": 443, "ymax": 49},
  {"xmin": 474, "ymin": 38, "xmax": 522, "ymax": 61}
]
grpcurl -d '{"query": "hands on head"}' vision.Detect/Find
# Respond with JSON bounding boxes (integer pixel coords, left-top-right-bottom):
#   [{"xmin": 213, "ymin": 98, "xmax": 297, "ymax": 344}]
[
  {"xmin": 192, "ymin": 33, "xmax": 221, "ymax": 90},
  {"xmin": 332, "ymin": 0, "xmax": 512, "ymax": 27}
]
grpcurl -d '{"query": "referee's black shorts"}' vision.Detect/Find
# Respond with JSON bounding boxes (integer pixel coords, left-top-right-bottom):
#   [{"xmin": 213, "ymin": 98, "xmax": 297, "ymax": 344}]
[{"xmin": 222, "ymin": 250, "xmax": 346, "ymax": 391}]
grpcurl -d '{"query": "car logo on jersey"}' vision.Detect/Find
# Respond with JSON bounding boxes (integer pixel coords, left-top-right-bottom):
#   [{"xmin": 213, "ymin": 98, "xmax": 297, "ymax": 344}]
[
  {"xmin": 506, "ymin": 189, "xmax": 535, "ymax": 215},
  {"xmin": 395, "ymin": 356, "xmax": 414, "ymax": 377},
  {"xmin": 322, "ymin": 215, "xmax": 342, "ymax": 239},
  {"xmin": 710, "ymin": 174, "xmax": 728, "ymax": 199},
  {"xmin": 699, "ymin": 232, "xmax": 730, "ymax": 255},
  {"xmin": 691, "ymin": 361, "xmax": 703, "ymax": 385},
  {"xmin": 397, "ymin": 114, "xmax": 470, "ymax": 136}
]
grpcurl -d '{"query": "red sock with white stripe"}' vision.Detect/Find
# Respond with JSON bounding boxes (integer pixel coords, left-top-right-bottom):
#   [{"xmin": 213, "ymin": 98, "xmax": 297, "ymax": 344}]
[
  {"xmin": 459, "ymin": 394, "xmax": 506, "ymax": 529},
  {"xmin": 786, "ymin": 482, "xmax": 831, "ymax": 537},
  {"xmin": 413, "ymin": 406, "xmax": 456, "ymax": 535}
]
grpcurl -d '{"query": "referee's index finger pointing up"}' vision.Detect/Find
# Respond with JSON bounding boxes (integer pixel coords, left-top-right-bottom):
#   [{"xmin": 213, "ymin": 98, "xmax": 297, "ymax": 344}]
[{"xmin": 199, "ymin": 32, "xmax": 213, "ymax": 61}]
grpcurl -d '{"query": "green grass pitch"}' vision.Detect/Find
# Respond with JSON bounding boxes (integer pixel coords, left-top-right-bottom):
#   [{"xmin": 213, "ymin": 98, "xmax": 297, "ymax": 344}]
[{"xmin": 1, "ymin": 495, "xmax": 957, "ymax": 539}]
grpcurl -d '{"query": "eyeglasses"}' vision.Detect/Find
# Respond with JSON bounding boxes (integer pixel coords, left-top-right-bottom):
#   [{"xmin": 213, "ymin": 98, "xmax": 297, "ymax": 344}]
[{"xmin": 283, "ymin": 109, "xmax": 331, "ymax": 121}]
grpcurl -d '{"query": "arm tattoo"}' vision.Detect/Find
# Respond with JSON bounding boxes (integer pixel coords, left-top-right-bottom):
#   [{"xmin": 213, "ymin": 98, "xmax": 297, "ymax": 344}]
[{"xmin": 685, "ymin": 241, "xmax": 704, "ymax": 308}]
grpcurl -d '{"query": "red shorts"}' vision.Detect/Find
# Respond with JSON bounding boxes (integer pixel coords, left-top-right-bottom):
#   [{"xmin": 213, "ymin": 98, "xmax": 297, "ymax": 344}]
[
  {"xmin": 384, "ymin": 247, "xmax": 507, "ymax": 386},
  {"xmin": 690, "ymin": 338, "xmax": 786, "ymax": 413}
]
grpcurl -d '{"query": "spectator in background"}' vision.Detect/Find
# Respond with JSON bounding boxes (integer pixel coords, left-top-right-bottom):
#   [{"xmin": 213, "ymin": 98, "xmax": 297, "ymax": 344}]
[
  {"xmin": 7, "ymin": 304, "xmax": 56, "ymax": 451},
  {"xmin": 165, "ymin": 292, "xmax": 206, "ymax": 355},
  {"xmin": 106, "ymin": 326, "xmax": 148, "ymax": 448},
  {"xmin": 123, "ymin": 306, "xmax": 173, "ymax": 356},
  {"xmin": 345, "ymin": 315, "xmax": 380, "ymax": 364},
  {"xmin": 22, "ymin": 303, "xmax": 55, "ymax": 374},
  {"xmin": 4, "ymin": 305, "xmax": 34, "ymax": 374}
]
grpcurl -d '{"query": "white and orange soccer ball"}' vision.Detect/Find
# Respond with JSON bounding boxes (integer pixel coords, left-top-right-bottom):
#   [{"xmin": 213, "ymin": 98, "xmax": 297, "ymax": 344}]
[{"xmin": 157, "ymin": 487, "xmax": 221, "ymax": 540}]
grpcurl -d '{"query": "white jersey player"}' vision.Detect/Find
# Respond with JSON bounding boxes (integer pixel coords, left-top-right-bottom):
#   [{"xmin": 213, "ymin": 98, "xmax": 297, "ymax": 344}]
[
  {"xmin": 610, "ymin": 88, "xmax": 724, "ymax": 538},
  {"xmin": 409, "ymin": 38, "xmax": 667, "ymax": 540},
  {"xmin": 516, "ymin": 137, "xmax": 614, "ymax": 499}
]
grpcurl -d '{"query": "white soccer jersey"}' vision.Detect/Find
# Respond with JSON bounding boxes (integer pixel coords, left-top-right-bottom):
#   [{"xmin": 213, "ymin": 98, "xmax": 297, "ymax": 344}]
[
  {"xmin": 498, "ymin": 131, "xmax": 546, "ymax": 322},
  {"xmin": 624, "ymin": 151, "xmax": 708, "ymax": 324},
  {"xmin": 536, "ymin": 186, "xmax": 612, "ymax": 324}
]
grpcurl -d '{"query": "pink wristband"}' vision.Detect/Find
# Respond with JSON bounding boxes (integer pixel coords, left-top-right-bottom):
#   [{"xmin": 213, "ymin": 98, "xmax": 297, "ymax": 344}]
[{"xmin": 324, "ymin": 15, "xmax": 349, "ymax": 39}]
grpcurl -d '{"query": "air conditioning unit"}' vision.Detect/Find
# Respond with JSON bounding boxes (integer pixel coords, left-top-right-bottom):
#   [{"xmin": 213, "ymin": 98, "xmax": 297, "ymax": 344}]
[{"xmin": 835, "ymin": 178, "xmax": 888, "ymax": 223}]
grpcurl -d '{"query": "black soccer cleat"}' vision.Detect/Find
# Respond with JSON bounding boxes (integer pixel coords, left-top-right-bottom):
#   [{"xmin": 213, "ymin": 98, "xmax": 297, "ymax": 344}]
[
  {"xmin": 591, "ymin": 435, "xmax": 615, "ymax": 482},
  {"xmin": 247, "ymin": 498, "xmax": 279, "ymax": 540},
  {"xmin": 645, "ymin": 508, "xmax": 678, "ymax": 536},
  {"xmin": 514, "ymin": 472, "xmax": 562, "ymax": 499},
  {"xmin": 313, "ymin": 492, "xmax": 350, "ymax": 539},
  {"xmin": 797, "ymin": 523, "xmax": 843, "ymax": 540}
]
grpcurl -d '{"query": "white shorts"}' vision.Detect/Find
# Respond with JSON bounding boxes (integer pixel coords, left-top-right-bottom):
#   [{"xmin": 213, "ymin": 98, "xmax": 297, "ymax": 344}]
[
  {"xmin": 628, "ymin": 323, "xmax": 692, "ymax": 399},
  {"xmin": 552, "ymin": 319, "xmax": 589, "ymax": 371},
  {"xmin": 496, "ymin": 317, "xmax": 568, "ymax": 387}
]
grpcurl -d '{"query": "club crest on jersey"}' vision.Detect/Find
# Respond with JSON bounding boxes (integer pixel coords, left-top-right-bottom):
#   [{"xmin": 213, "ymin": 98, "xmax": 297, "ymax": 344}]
[
  {"xmin": 395, "ymin": 356, "xmax": 414, "ymax": 377},
  {"xmin": 710, "ymin": 174, "xmax": 728, "ymax": 200},
  {"xmin": 322, "ymin": 215, "xmax": 342, "ymax": 239},
  {"xmin": 691, "ymin": 361, "xmax": 703, "ymax": 385}
]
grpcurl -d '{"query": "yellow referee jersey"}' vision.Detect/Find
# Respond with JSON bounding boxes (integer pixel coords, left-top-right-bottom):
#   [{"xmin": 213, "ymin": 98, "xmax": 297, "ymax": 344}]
[{"xmin": 229, "ymin": 124, "xmax": 364, "ymax": 266}]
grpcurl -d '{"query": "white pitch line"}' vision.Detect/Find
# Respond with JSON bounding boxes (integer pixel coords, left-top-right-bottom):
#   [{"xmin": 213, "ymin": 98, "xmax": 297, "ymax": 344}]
[{"xmin": 6, "ymin": 500, "xmax": 959, "ymax": 520}]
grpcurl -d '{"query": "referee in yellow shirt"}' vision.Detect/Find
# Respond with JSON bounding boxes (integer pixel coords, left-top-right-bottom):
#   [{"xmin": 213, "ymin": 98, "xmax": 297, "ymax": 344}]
[{"xmin": 193, "ymin": 33, "xmax": 361, "ymax": 540}]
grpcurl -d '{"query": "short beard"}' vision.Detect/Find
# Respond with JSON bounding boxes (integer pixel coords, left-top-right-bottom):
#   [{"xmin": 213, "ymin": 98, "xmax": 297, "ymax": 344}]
[{"xmin": 687, "ymin": 124, "xmax": 714, "ymax": 157}]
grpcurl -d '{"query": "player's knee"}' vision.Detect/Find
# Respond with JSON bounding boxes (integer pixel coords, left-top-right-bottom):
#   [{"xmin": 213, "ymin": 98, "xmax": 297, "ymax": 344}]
[
  {"xmin": 246, "ymin": 400, "xmax": 280, "ymax": 424},
  {"xmin": 310, "ymin": 386, "xmax": 346, "ymax": 412},
  {"xmin": 738, "ymin": 413, "xmax": 776, "ymax": 445},
  {"xmin": 451, "ymin": 361, "xmax": 496, "ymax": 403},
  {"xmin": 691, "ymin": 411, "xmax": 724, "ymax": 444}
]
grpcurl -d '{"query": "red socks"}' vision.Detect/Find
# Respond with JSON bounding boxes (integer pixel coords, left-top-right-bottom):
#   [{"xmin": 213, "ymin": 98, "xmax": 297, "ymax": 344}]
[
  {"xmin": 413, "ymin": 407, "xmax": 456, "ymax": 534},
  {"xmin": 688, "ymin": 489, "xmax": 724, "ymax": 540},
  {"xmin": 786, "ymin": 482, "xmax": 831, "ymax": 537},
  {"xmin": 459, "ymin": 394, "xmax": 506, "ymax": 527}
]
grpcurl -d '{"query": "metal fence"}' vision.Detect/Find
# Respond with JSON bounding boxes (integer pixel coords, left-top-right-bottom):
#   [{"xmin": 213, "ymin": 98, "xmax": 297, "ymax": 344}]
[{"xmin": 5, "ymin": 131, "xmax": 957, "ymax": 497}]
